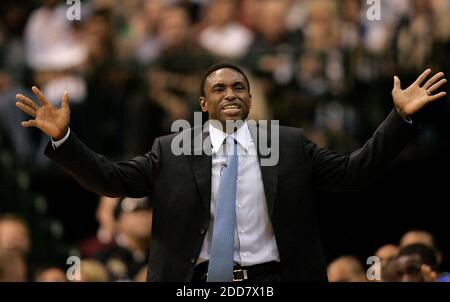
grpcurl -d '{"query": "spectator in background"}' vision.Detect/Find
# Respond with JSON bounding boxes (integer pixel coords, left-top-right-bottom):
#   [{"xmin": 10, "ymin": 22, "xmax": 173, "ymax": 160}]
[
  {"xmin": 34, "ymin": 266, "xmax": 67, "ymax": 282},
  {"xmin": 400, "ymin": 229, "xmax": 436, "ymax": 248},
  {"xmin": 80, "ymin": 7, "xmax": 130, "ymax": 159},
  {"xmin": 0, "ymin": 214, "xmax": 30, "ymax": 256},
  {"xmin": 375, "ymin": 244, "xmax": 399, "ymax": 269},
  {"xmin": 198, "ymin": 0, "xmax": 254, "ymax": 60},
  {"xmin": 78, "ymin": 259, "xmax": 109, "ymax": 282},
  {"xmin": 243, "ymin": 0, "xmax": 302, "ymax": 86},
  {"xmin": 327, "ymin": 256, "xmax": 367, "ymax": 282},
  {"xmin": 390, "ymin": 0, "xmax": 450, "ymax": 163},
  {"xmin": 392, "ymin": 0, "xmax": 450, "ymax": 84},
  {"xmin": 399, "ymin": 229, "xmax": 444, "ymax": 269},
  {"xmin": 382, "ymin": 230, "xmax": 449, "ymax": 282},
  {"xmin": 383, "ymin": 243, "xmax": 439, "ymax": 282},
  {"xmin": 393, "ymin": 0, "xmax": 436, "ymax": 75},
  {"xmin": 135, "ymin": 0, "xmax": 166, "ymax": 65},
  {"xmin": 78, "ymin": 196, "xmax": 119, "ymax": 258},
  {"xmin": 296, "ymin": 0, "xmax": 361, "ymax": 153},
  {"xmin": 236, "ymin": 0, "xmax": 260, "ymax": 32},
  {"xmin": 23, "ymin": 0, "xmax": 86, "ymax": 72},
  {"xmin": 375, "ymin": 244, "xmax": 399, "ymax": 281},
  {"xmin": 337, "ymin": 0, "xmax": 391, "ymax": 144},
  {"xmin": 95, "ymin": 197, "xmax": 119, "ymax": 249},
  {"xmin": 94, "ymin": 197, "xmax": 152, "ymax": 281},
  {"xmin": 242, "ymin": 0, "xmax": 304, "ymax": 128},
  {"xmin": 147, "ymin": 5, "xmax": 215, "ymax": 125},
  {"xmin": 284, "ymin": 0, "xmax": 308, "ymax": 32},
  {"xmin": 0, "ymin": 250, "xmax": 27, "ymax": 282},
  {"xmin": 0, "ymin": 1, "xmax": 35, "ymax": 163},
  {"xmin": 22, "ymin": 0, "xmax": 88, "ymax": 165},
  {"xmin": 297, "ymin": 0, "xmax": 343, "ymax": 99},
  {"xmin": 23, "ymin": 0, "xmax": 87, "ymax": 105}
]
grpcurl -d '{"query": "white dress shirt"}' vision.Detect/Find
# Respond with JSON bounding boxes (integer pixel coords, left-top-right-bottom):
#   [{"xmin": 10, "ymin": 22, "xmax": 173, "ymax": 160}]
[{"xmin": 197, "ymin": 122, "xmax": 280, "ymax": 266}]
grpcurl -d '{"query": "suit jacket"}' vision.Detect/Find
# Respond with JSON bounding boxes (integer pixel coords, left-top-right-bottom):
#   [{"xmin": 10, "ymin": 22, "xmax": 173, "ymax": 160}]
[{"xmin": 45, "ymin": 110, "xmax": 420, "ymax": 281}]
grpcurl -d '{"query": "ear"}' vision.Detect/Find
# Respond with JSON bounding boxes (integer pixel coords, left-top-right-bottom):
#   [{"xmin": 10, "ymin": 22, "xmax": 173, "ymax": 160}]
[{"xmin": 199, "ymin": 97, "xmax": 208, "ymax": 112}]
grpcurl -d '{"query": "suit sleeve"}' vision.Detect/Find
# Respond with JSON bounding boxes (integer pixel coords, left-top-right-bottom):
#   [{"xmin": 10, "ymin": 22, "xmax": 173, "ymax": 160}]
[
  {"xmin": 303, "ymin": 110, "xmax": 421, "ymax": 191},
  {"xmin": 44, "ymin": 132, "xmax": 160, "ymax": 197}
]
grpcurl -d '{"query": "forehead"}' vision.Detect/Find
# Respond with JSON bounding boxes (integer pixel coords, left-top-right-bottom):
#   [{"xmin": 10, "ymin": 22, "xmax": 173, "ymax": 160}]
[
  {"xmin": 0, "ymin": 220, "xmax": 26, "ymax": 230},
  {"xmin": 205, "ymin": 68, "xmax": 246, "ymax": 86}
]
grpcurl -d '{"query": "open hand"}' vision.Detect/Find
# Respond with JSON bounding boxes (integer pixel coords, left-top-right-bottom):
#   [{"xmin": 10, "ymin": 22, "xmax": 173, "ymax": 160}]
[
  {"xmin": 16, "ymin": 86, "xmax": 70, "ymax": 140},
  {"xmin": 420, "ymin": 264, "xmax": 438, "ymax": 282},
  {"xmin": 392, "ymin": 69, "xmax": 447, "ymax": 120}
]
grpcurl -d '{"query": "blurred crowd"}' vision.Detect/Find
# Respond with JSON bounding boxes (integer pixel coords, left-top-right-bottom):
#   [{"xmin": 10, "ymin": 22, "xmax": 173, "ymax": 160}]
[
  {"xmin": 328, "ymin": 230, "xmax": 450, "ymax": 282},
  {"xmin": 1, "ymin": 0, "xmax": 450, "ymax": 281}
]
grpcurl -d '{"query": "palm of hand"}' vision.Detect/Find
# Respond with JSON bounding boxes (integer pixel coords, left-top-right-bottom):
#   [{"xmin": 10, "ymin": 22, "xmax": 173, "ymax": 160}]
[
  {"xmin": 35, "ymin": 104, "xmax": 70, "ymax": 139},
  {"xmin": 16, "ymin": 86, "xmax": 70, "ymax": 140},
  {"xmin": 393, "ymin": 82, "xmax": 428, "ymax": 118},
  {"xmin": 392, "ymin": 70, "xmax": 447, "ymax": 119}
]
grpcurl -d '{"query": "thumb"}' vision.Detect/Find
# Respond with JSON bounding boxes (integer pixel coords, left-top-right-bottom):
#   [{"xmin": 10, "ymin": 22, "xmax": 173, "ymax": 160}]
[
  {"xmin": 421, "ymin": 264, "xmax": 437, "ymax": 282},
  {"xmin": 61, "ymin": 90, "xmax": 69, "ymax": 108},
  {"xmin": 393, "ymin": 76, "xmax": 401, "ymax": 91}
]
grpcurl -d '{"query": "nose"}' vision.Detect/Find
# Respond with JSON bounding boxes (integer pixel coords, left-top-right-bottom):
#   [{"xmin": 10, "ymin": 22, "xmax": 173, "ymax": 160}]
[{"xmin": 225, "ymin": 87, "xmax": 236, "ymax": 100}]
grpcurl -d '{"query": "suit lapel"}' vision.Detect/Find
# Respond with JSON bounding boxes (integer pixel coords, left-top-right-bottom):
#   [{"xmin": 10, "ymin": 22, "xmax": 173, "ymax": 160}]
[
  {"xmin": 187, "ymin": 127, "xmax": 212, "ymax": 213},
  {"xmin": 186, "ymin": 123, "xmax": 279, "ymax": 216},
  {"xmin": 248, "ymin": 123, "xmax": 278, "ymax": 217}
]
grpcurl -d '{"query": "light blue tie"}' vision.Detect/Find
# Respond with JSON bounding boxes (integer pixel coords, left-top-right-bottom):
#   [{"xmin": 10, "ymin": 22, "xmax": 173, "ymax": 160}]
[{"xmin": 207, "ymin": 136, "xmax": 238, "ymax": 282}]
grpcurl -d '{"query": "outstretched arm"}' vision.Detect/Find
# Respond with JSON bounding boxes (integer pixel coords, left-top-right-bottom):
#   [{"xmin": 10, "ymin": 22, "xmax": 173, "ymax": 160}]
[
  {"xmin": 307, "ymin": 70, "xmax": 447, "ymax": 191},
  {"xmin": 16, "ymin": 87, "xmax": 158, "ymax": 197}
]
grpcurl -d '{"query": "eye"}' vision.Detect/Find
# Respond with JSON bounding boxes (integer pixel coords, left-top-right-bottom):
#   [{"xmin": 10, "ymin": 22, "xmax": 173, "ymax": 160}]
[{"xmin": 212, "ymin": 86, "xmax": 224, "ymax": 92}]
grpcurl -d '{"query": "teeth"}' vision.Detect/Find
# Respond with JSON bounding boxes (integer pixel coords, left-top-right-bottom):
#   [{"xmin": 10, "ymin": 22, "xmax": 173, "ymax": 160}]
[{"xmin": 223, "ymin": 105, "xmax": 240, "ymax": 110}]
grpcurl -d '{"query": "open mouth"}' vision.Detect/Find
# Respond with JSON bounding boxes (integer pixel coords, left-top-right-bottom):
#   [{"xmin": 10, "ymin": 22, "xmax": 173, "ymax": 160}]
[{"xmin": 221, "ymin": 103, "xmax": 242, "ymax": 116}]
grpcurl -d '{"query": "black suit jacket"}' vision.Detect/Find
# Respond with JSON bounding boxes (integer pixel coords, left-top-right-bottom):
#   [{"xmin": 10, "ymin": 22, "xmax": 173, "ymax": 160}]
[{"xmin": 45, "ymin": 110, "xmax": 420, "ymax": 281}]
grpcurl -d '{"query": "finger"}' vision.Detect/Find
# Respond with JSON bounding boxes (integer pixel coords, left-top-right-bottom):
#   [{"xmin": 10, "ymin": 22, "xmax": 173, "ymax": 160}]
[
  {"xmin": 61, "ymin": 90, "xmax": 69, "ymax": 109},
  {"xmin": 423, "ymin": 72, "xmax": 444, "ymax": 89},
  {"xmin": 15, "ymin": 101, "xmax": 37, "ymax": 118},
  {"xmin": 428, "ymin": 91, "xmax": 447, "ymax": 102},
  {"xmin": 421, "ymin": 265, "xmax": 437, "ymax": 282},
  {"xmin": 427, "ymin": 78, "xmax": 447, "ymax": 94},
  {"xmin": 16, "ymin": 94, "xmax": 39, "ymax": 110},
  {"xmin": 414, "ymin": 69, "xmax": 432, "ymax": 86},
  {"xmin": 31, "ymin": 86, "xmax": 50, "ymax": 106},
  {"xmin": 430, "ymin": 271, "xmax": 437, "ymax": 282},
  {"xmin": 21, "ymin": 119, "xmax": 38, "ymax": 128},
  {"xmin": 393, "ymin": 76, "xmax": 401, "ymax": 91},
  {"xmin": 415, "ymin": 91, "xmax": 447, "ymax": 111}
]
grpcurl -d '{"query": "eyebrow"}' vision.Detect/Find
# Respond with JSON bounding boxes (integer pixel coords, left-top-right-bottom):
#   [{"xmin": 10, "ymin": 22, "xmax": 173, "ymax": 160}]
[
  {"xmin": 210, "ymin": 81, "xmax": 246, "ymax": 89},
  {"xmin": 211, "ymin": 83, "xmax": 224, "ymax": 89}
]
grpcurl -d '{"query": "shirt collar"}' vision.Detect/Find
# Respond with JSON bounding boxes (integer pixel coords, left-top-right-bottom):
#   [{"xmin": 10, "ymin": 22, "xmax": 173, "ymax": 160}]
[{"xmin": 209, "ymin": 121, "xmax": 251, "ymax": 154}]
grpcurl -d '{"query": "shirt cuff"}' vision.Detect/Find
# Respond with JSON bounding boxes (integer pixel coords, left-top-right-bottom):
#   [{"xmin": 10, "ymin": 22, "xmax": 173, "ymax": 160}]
[
  {"xmin": 51, "ymin": 128, "xmax": 70, "ymax": 149},
  {"xmin": 402, "ymin": 116, "xmax": 413, "ymax": 125}
]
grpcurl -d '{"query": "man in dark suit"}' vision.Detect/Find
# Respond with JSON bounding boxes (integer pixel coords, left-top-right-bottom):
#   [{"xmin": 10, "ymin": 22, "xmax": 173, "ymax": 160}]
[{"xmin": 15, "ymin": 63, "xmax": 447, "ymax": 281}]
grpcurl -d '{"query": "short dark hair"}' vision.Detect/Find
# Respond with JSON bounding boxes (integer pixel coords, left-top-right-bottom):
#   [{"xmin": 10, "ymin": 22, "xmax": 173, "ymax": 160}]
[
  {"xmin": 398, "ymin": 243, "xmax": 438, "ymax": 271},
  {"xmin": 199, "ymin": 62, "xmax": 251, "ymax": 97}
]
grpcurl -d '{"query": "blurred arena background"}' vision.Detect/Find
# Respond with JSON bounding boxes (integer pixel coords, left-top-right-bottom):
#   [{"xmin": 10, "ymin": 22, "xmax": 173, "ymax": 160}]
[{"xmin": 0, "ymin": 0, "xmax": 449, "ymax": 282}]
